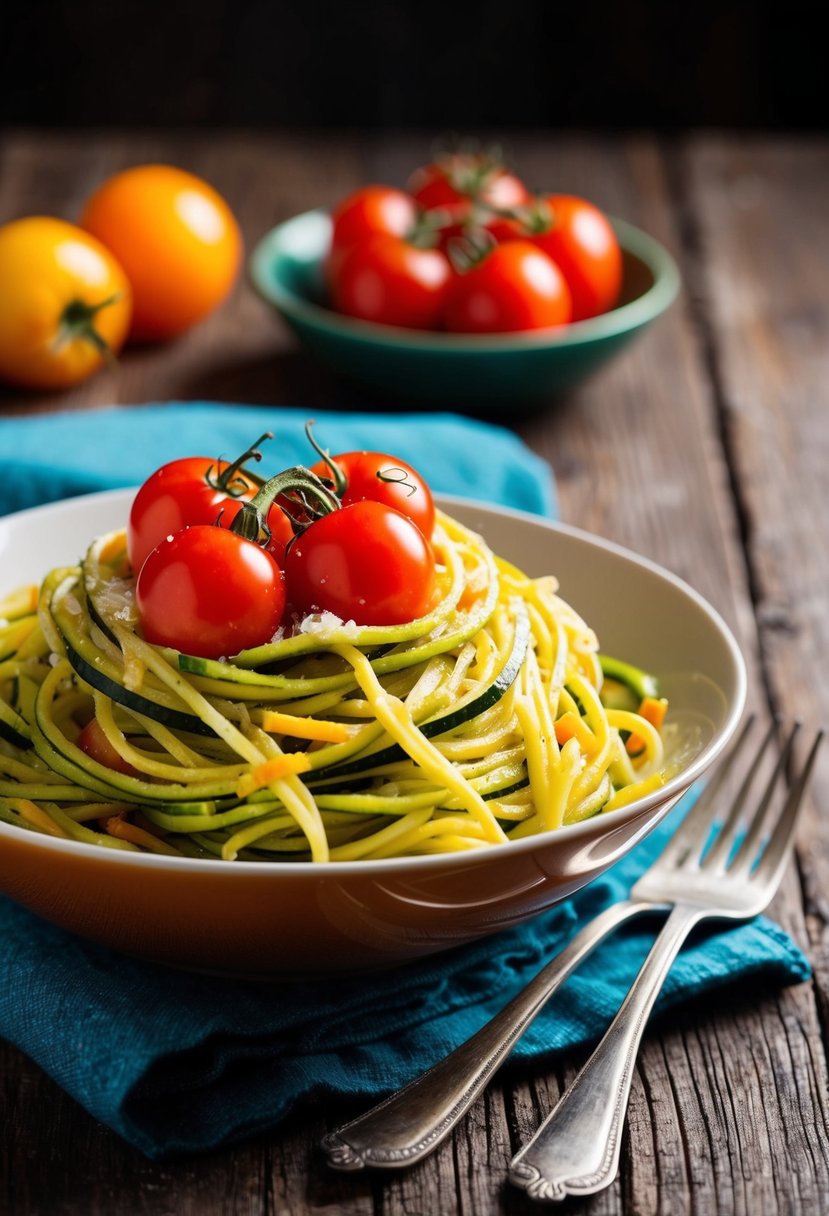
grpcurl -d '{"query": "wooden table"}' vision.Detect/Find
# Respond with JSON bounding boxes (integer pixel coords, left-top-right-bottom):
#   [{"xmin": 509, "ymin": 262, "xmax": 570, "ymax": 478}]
[{"xmin": 1, "ymin": 130, "xmax": 828, "ymax": 1215}]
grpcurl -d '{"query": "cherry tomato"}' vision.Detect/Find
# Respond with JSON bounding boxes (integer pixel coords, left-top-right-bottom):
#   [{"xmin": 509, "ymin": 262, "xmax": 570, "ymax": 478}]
[
  {"xmin": 136, "ymin": 526, "xmax": 286, "ymax": 659},
  {"xmin": 529, "ymin": 195, "xmax": 622, "ymax": 322},
  {"xmin": 80, "ymin": 164, "xmax": 242, "ymax": 342},
  {"xmin": 0, "ymin": 217, "xmax": 131, "ymax": 390},
  {"xmin": 76, "ymin": 718, "xmax": 139, "ymax": 777},
  {"xmin": 443, "ymin": 241, "xmax": 572, "ymax": 333},
  {"xmin": 330, "ymin": 234, "xmax": 450, "ymax": 330},
  {"xmin": 310, "ymin": 450, "xmax": 435, "ymax": 538},
  {"xmin": 326, "ymin": 185, "xmax": 417, "ymax": 281},
  {"xmin": 286, "ymin": 501, "xmax": 436, "ymax": 626},
  {"xmin": 128, "ymin": 452, "xmax": 293, "ymax": 574},
  {"xmin": 408, "ymin": 154, "xmax": 530, "ymax": 213}
]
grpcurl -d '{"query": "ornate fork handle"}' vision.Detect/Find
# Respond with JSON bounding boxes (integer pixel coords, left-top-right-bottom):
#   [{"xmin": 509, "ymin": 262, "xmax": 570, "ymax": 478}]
[
  {"xmin": 509, "ymin": 902, "xmax": 704, "ymax": 1201},
  {"xmin": 323, "ymin": 899, "xmax": 658, "ymax": 1171}
]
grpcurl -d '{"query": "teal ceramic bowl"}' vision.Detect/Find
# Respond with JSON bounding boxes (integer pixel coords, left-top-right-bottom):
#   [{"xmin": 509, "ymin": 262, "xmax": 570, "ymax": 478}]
[{"xmin": 250, "ymin": 210, "xmax": 680, "ymax": 406}]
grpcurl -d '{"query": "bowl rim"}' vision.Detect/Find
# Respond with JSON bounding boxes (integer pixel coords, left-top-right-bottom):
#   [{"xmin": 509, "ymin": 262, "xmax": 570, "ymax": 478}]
[
  {"xmin": 249, "ymin": 208, "xmax": 681, "ymax": 352},
  {"xmin": 0, "ymin": 488, "xmax": 746, "ymax": 876}
]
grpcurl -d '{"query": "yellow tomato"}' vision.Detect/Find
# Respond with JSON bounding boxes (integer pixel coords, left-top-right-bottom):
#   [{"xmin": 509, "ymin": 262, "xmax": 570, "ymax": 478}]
[
  {"xmin": 80, "ymin": 164, "xmax": 242, "ymax": 342},
  {"xmin": 0, "ymin": 217, "xmax": 132, "ymax": 390}
]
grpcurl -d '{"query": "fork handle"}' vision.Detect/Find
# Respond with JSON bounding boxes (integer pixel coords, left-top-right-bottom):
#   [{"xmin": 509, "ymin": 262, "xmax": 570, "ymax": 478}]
[
  {"xmin": 509, "ymin": 902, "xmax": 703, "ymax": 1202},
  {"xmin": 322, "ymin": 898, "xmax": 653, "ymax": 1171}
]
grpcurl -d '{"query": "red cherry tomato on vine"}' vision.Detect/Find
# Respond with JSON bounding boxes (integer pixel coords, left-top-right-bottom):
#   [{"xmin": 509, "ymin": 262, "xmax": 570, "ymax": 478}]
[
  {"xmin": 529, "ymin": 195, "xmax": 622, "ymax": 322},
  {"xmin": 443, "ymin": 241, "xmax": 572, "ymax": 333},
  {"xmin": 136, "ymin": 526, "xmax": 286, "ymax": 659},
  {"xmin": 128, "ymin": 454, "xmax": 293, "ymax": 573},
  {"xmin": 408, "ymin": 155, "xmax": 530, "ymax": 213},
  {"xmin": 330, "ymin": 234, "xmax": 450, "ymax": 330},
  {"xmin": 310, "ymin": 450, "xmax": 435, "ymax": 539},
  {"xmin": 286, "ymin": 501, "xmax": 436, "ymax": 626}
]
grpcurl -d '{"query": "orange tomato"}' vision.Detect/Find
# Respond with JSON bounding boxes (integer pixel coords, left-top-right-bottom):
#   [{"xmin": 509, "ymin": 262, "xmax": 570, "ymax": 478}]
[
  {"xmin": 0, "ymin": 216, "xmax": 132, "ymax": 390},
  {"xmin": 80, "ymin": 164, "xmax": 242, "ymax": 342}
]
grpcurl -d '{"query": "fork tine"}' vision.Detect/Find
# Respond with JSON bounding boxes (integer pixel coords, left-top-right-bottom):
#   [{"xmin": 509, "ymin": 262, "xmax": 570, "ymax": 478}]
[
  {"xmin": 700, "ymin": 719, "xmax": 781, "ymax": 870},
  {"xmin": 724, "ymin": 722, "xmax": 801, "ymax": 872},
  {"xmin": 658, "ymin": 715, "xmax": 756, "ymax": 868},
  {"xmin": 751, "ymin": 729, "xmax": 824, "ymax": 884}
]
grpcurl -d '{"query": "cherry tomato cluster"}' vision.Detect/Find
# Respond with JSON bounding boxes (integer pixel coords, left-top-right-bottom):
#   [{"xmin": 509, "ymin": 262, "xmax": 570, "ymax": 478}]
[
  {"xmin": 129, "ymin": 432, "xmax": 437, "ymax": 660},
  {"xmin": 325, "ymin": 151, "xmax": 623, "ymax": 335}
]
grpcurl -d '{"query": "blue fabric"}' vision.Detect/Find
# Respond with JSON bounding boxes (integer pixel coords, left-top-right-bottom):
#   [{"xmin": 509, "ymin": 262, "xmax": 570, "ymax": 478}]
[
  {"xmin": 0, "ymin": 800, "xmax": 808, "ymax": 1161},
  {"xmin": 0, "ymin": 403, "xmax": 808, "ymax": 1160},
  {"xmin": 0, "ymin": 402, "xmax": 556, "ymax": 518}
]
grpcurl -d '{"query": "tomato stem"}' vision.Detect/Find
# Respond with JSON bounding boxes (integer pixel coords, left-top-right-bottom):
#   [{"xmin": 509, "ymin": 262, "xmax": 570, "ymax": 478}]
[
  {"xmin": 230, "ymin": 466, "xmax": 341, "ymax": 547},
  {"xmin": 207, "ymin": 432, "xmax": 273, "ymax": 496},
  {"xmin": 446, "ymin": 228, "xmax": 497, "ymax": 274},
  {"xmin": 304, "ymin": 420, "xmax": 347, "ymax": 496},
  {"xmin": 55, "ymin": 295, "xmax": 122, "ymax": 365}
]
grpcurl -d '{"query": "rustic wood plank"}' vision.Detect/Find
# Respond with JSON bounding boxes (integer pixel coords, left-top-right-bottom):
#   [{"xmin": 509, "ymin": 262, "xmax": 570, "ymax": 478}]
[{"xmin": 680, "ymin": 134, "xmax": 829, "ymax": 1205}]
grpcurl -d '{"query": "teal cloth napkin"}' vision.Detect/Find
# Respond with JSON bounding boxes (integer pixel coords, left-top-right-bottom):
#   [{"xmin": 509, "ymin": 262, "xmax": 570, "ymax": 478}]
[
  {"xmin": 0, "ymin": 402, "xmax": 808, "ymax": 1160},
  {"xmin": 0, "ymin": 402, "xmax": 556, "ymax": 518}
]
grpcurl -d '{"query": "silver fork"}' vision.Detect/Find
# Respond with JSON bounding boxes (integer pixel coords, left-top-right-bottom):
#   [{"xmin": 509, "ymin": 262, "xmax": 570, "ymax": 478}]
[
  {"xmin": 322, "ymin": 719, "xmax": 821, "ymax": 1178},
  {"xmin": 509, "ymin": 718, "xmax": 823, "ymax": 1202}
]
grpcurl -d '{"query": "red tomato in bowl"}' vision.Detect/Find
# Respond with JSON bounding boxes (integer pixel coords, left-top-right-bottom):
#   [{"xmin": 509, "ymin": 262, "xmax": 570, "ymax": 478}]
[
  {"xmin": 310, "ymin": 450, "xmax": 435, "ymax": 539},
  {"xmin": 530, "ymin": 195, "xmax": 622, "ymax": 321},
  {"xmin": 330, "ymin": 234, "xmax": 451, "ymax": 330},
  {"xmin": 326, "ymin": 185, "xmax": 418, "ymax": 284},
  {"xmin": 443, "ymin": 241, "xmax": 572, "ymax": 333},
  {"xmin": 409, "ymin": 154, "xmax": 530, "ymax": 213},
  {"xmin": 136, "ymin": 526, "xmax": 286, "ymax": 659},
  {"xmin": 329, "ymin": 185, "xmax": 417, "ymax": 255},
  {"xmin": 285, "ymin": 501, "xmax": 436, "ymax": 626},
  {"xmin": 408, "ymin": 154, "xmax": 531, "ymax": 251},
  {"xmin": 128, "ymin": 454, "xmax": 293, "ymax": 573}
]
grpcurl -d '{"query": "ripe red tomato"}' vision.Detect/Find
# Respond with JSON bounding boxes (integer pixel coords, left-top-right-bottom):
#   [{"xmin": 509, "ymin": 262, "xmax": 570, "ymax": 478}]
[
  {"xmin": 530, "ymin": 195, "xmax": 622, "ymax": 322},
  {"xmin": 128, "ymin": 452, "xmax": 293, "ymax": 574},
  {"xmin": 76, "ymin": 718, "xmax": 139, "ymax": 777},
  {"xmin": 330, "ymin": 234, "xmax": 450, "ymax": 330},
  {"xmin": 443, "ymin": 241, "xmax": 572, "ymax": 333},
  {"xmin": 285, "ymin": 501, "xmax": 436, "ymax": 626},
  {"xmin": 310, "ymin": 450, "xmax": 435, "ymax": 538},
  {"xmin": 327, "ymin": 185, "xmax": 417, "ymax": 279},
  {"xmin": 136, "ymin": 526, "xmax": 286, "ymax": 659},
  {"xmin": 408, "ymin": 154, "xmax": 530, "ymax": 213}
]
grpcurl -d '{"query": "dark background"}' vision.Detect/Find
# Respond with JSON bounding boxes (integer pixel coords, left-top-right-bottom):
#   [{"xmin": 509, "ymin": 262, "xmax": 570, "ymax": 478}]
[{"xmin": 1, "ymin": 0, "xmax": 825, "ymax": 131}]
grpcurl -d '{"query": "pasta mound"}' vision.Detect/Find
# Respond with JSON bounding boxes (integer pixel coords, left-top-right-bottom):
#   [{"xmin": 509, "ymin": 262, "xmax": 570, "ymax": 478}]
[{"xmin": 0, "ymin": 511, "xmax": 666, "ymax": 862}]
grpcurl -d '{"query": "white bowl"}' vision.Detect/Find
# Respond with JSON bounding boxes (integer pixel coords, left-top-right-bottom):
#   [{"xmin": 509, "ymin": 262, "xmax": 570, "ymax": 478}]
[{"xmin": 0, "ymin": 490, "xmax": 746, "ymax": 976}]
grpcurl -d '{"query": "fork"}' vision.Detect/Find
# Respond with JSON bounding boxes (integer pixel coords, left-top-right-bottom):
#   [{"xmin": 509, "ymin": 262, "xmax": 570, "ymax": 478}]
[
  {"xmin": 322, "ymin": 719, "xmax": 821, "ymax": 1177},
  {"xmin": 508, "ymin": 718, "xmax": 823, "ymax": 1201}
]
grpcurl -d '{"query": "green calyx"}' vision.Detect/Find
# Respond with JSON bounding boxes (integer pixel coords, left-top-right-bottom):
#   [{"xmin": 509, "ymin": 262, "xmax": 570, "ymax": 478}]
[
  {"xmin": 230, "ymin": 466, "xmax": 341, "ymax": 547},
  {"xmin": 55, "ymin": 294, "xmax": 122, "ymax": 362}
]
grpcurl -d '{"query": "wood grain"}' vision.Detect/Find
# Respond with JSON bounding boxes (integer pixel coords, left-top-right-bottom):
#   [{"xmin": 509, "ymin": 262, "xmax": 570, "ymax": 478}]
[{"xmin": 1, "ymin": 129, "xmax": 827, "ymax": 1215}]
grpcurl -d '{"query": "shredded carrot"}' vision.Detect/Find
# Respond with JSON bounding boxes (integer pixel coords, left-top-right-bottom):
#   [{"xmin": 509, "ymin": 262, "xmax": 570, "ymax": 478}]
[
  {"xmin": 626, "ymin": 696, "xmax": 669, "ymax": 755},
  {"xmin": 554, "ymin": 711, "xmax": 598, "ymax": 753},
  {"xmin": 255, "ymin": 710, "xmax": 350, "ymax": 744},
  {"xmin": 236, "ymin": 753, "xmax": 312, "ymax": 798},
  {"xmin": 101, "ymin": 813, "xmax": 179, "ymax": 855}
]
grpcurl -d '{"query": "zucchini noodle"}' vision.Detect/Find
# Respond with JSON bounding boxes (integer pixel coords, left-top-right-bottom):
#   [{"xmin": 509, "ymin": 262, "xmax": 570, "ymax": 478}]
[{"xmin": 0, "ymin": 509, "xmax": 668, "ymax": 862}]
